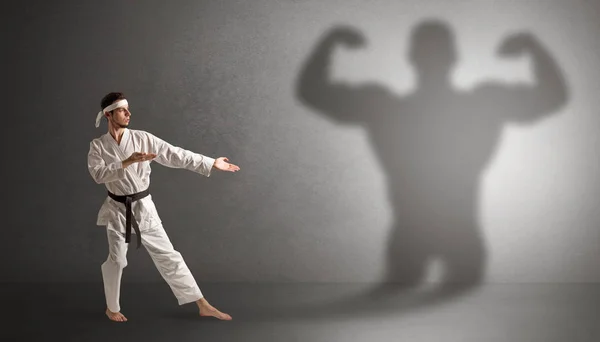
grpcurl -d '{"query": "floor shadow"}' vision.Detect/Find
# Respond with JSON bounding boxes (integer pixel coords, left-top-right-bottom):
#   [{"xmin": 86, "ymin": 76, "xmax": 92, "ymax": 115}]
[
  {"xmin": 6, "ymin": 282, "xmax": 599, "ymax": 341},
  {"xmin": 293, "ymin": 18, "xmax": 569, "ymax": 319}
]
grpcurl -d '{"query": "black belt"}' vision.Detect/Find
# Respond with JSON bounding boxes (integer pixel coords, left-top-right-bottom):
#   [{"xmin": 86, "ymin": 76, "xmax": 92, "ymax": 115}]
[{"xmin": 107, "ymin": 187, "xmax": 150, "ymax": 249}]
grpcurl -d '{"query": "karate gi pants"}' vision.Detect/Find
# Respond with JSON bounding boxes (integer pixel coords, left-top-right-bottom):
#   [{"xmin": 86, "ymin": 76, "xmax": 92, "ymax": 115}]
[{"xmin": 101, "ymin": 222, "xmax": 203, "ymax": 313}]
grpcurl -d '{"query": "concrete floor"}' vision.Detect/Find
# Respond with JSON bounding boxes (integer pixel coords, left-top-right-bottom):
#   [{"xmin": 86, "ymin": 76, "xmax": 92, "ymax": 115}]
[{"xmin": 4, "ymin": 282, "xmax": 600, "ymax": 342}]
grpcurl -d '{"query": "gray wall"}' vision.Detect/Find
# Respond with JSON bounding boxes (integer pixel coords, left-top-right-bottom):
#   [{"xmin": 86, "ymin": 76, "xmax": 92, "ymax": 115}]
[{"xmin": 5, "ymin": 0, "xmax": 600, "ymax": 284}]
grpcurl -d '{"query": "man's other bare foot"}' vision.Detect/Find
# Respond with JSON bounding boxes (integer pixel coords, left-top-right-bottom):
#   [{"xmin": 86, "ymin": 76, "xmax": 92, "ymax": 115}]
[
  {"xmin": 106, "ymin": 308, "xmax": 128, "ymax": 322},
  {"xmin": 196, "ymin": 298, "xmax": 232, "ymax": 320}
]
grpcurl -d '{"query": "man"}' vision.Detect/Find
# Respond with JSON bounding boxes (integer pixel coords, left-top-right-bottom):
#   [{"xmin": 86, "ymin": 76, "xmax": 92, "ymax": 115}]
[{"xmin": 87, "ymin": 92, "xmax": 240, "ymax": 322}]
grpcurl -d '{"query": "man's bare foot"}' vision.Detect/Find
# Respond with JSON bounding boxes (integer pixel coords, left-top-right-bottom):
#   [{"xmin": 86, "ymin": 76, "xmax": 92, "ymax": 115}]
[
  {"xmin": 106, "ymin": 308, "xmax": 128, "ymax": 322},
  {"xmin": 196, "ymin": 298, "xmax": 232, "ymax": 321}
]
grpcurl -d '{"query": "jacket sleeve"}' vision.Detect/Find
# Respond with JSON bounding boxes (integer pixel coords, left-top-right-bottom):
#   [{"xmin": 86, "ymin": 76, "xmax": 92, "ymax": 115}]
[
  {"xmin": 147, "ymin": 132, "xmax": 215, "ymax": 177},
  {"xmin": 87, "ymin": 140, "xmax": 126, "ymax": 184}
]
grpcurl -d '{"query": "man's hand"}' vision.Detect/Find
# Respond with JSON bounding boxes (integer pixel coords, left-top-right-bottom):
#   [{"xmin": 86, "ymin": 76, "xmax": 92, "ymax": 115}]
[
  {"xmin": 213, "ymin": 157, "xmax": 240, "ymax": 172},
  {"xmin": 122, "ymin": 152, "xmax": 157, "ymax": 168}
]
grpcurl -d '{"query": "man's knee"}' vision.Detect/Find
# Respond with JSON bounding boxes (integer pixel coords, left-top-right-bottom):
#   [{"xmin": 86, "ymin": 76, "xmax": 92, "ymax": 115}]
[{"xmin": 103, "ymin": 253, "xmax": 128, "ymax": 269}]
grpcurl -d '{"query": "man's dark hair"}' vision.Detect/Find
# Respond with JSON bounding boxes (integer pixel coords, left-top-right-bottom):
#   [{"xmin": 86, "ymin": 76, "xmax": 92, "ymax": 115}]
[{"xmin": 101, "ymin": 92, "xmax": 126, "ymax": 110}]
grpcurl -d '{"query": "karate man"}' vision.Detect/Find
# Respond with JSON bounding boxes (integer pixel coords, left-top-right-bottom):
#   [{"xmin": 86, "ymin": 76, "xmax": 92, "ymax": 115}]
[{"xmin": 87, "ymin": 92, "xmax": 240, "ymax": 322}]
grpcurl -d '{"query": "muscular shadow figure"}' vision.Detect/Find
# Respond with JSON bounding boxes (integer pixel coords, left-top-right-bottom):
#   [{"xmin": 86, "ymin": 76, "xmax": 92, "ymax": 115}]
[{"xmin": 296, "ymin": 20, "xmax": 568, "ymax": 301}]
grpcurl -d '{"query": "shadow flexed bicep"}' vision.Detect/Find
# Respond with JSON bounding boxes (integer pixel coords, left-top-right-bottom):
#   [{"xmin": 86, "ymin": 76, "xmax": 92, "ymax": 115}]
[
  {"xmin": 296, "ymin": 26, "xmax": 393, "ymax": 124},
  {"xmin": 476, "ymin": 33, "xmax": 569, "ymax": 125}
]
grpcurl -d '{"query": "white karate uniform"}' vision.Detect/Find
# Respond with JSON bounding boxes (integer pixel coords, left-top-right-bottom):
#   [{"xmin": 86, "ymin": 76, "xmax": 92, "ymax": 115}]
[{"xmin": 87, "ymin": 128, "xmax": 215, "ymax": 313}]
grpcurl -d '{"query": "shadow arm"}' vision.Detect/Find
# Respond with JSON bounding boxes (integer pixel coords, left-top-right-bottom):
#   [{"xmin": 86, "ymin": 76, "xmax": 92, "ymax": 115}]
[
  {"xmin": 296, "ymin": 28, "xmax": 388, "ymax": 124},
  {"xmin": 479, "ymin": 35, "xmax": 569, "ymax": 125}
]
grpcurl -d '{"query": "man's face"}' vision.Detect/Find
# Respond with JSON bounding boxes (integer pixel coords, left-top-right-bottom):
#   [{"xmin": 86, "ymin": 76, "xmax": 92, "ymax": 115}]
[{"xmin": 108, "ymin": 104, "xmax": 131, "ymax": 128}]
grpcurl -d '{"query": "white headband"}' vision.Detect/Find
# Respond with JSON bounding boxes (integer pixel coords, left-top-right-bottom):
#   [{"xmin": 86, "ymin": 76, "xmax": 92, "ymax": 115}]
[{"xmin": 95, "ymin": 99, "xmax": 129, "ymax": 128}]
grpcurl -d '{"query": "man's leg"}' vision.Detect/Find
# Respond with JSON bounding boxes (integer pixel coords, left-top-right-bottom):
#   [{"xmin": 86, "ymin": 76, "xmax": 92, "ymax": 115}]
[
  {"xmin": 101, "ymin": 227, "xmax": 129, "ymax": 322},
  {"xmin": 141, "ymin": 222, "xmax": 232, "ymax": 320}
]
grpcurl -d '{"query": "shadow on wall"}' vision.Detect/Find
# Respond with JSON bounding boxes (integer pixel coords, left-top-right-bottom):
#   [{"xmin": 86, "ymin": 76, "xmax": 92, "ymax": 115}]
[{"xmin": 294, "ymin": 18, "xmax": 569, "ymax": 313}]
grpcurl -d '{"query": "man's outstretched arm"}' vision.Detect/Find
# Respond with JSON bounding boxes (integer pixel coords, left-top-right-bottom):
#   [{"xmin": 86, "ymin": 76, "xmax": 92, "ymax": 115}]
[{"xmin": 147, "ymin": 132, "xmax": 239, "ymax": 176}]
